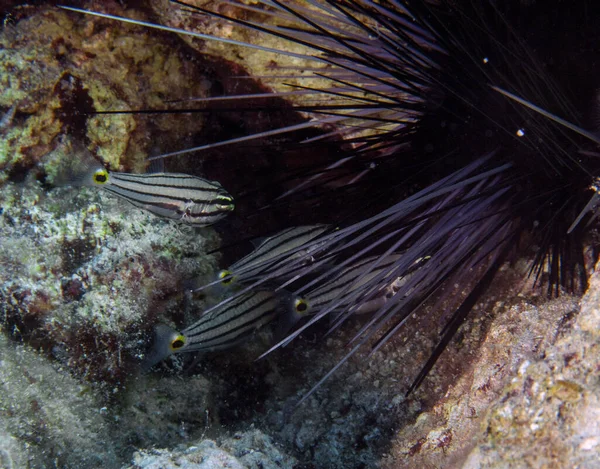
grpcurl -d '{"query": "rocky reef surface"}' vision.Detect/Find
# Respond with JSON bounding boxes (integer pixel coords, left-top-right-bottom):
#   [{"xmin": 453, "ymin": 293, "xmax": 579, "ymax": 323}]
[
  {"xmin": 0, "ymin": 178, "xmax": 219, "ymax": 385},
  {"xmin": 241, "ymin": 264, "xmax": 600, "ymax": 469},
  {"xmin": 0, "ymin": 3, "xmax": 214, "ymax": 179},
  {"xmin": 0, "ymin": 324, "xmax": 295, "ymax": 468},
  {"xmin": 1, "ymin": 249, "xmax": 598, "ymax": 468}
]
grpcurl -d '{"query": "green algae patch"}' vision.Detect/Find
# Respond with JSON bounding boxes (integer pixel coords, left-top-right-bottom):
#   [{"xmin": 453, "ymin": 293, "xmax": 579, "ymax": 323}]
[{"xmin": 0, "ymin": 5, "xmax": 211, "ymax": 179}]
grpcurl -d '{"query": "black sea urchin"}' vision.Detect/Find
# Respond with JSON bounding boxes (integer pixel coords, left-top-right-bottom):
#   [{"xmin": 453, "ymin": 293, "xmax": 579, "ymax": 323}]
[{"xmin": 62, "ymin": 0, "xmax": 600, "ymax": 403}]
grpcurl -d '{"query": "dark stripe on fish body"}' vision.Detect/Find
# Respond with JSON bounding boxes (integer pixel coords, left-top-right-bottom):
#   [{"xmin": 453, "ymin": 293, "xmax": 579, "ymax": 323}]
[
  {"xmin": 102, "ymin": 184, "xmax": 226, "ymax": 207},
  {"xmin": 185, "ymin": 306, "xmax": 277, "ymax": 350},
  {"xmin": 231, "ymin": 225, "xmax": 328, "ymax": 272},
  {"xmin": 185, "ymin": 292, "xmax": 261, "ymax": 332},
  {"xmin": 198, "ymin": 306, "xmax": 277, "ymax": 345},
  {"xmin": 103, "ymin": 181, "xmax": 223, "ymax": 206},
  {"xmin": 111, "ymin": 181, "xmax": 222, "ymax": 200},
  {"xmin": 182, "ymin": 335, "xmax": 244, "ymax": 353},
  {"xmin": 307, "ymin": 255, "xmax": 402, "ymax": 308},
  {"xmin": 183, "ymin": 301, "xmax": 278, "ymax": 351},
  {"xmin": 184, "ymin": 292, "xmax": 276, "ymax": 339},
  {"xmin": 102, "ymin": 185, "xmax": 182, "ymax": 212},
  {"xmin": 108, "ymin": 173, "xmax": 225, "ymax": 204},
  {"xmin": 202, "ymin": 299, "xmax": 276, "ymax": 340},
  {"xmin": 101, "ymin": 189, "xmax": 230, "ymax": 227},
  {"xmin": 253, "ymin": 227, "xmax": 307, "ymax": 253},
  {"xmin": 185, "ymin": 295, "xmax": 275, "ymax": 340},
  {"xmin": 113, "ymin": 172, "xmax": 212, "ymax": 181},
  {"xmin": 251, "ymin": 225, "xmax": 327, "ymax": 259},
  {"xmin": 261, "ymin": 225, "xmax": 328, "ymax": 258},
  {"xmin": 308, "ymin": 257, "xmax": 377, "ymax": 300},
  {"xmin": 231, "ymin": 227, "xmax": 299, "ymax": 271},
  {"xmin": 184, "ymin": 211, "xmax": 226, "ymax": 224},
  {"xmin": 111, "ymin": 172, "xmax": 224, "ymax": 192}
]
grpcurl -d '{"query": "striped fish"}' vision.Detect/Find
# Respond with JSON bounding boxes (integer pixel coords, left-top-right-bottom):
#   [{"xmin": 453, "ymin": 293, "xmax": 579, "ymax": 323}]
[
  {"xmin": 180, "ymin": 290, "xmax": 281, "ymax": 352},
  {"xmin": 295, "ymin": 254, "xmax": 408, "ymax": 315},
  {"xmin": 218, "ymin": 225, "xmax": 330, "ymax": 286},
  {"xmin": 87, "ymin": 168, "xmax": 234, "ymax": 226},
  {"xmin": 142, "ymin": 290, "xmax": 304, "ymax": 369}
]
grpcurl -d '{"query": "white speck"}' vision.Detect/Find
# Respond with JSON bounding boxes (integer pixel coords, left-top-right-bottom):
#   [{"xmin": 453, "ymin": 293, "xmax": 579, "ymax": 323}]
[
  {"xmin": 518, "ymin": 360, "xmax": 530, "ymax": 376},
  {"xmin": 483, "ymin": 57, "xmax": 489, "ymax": 64},
  {"xmin": 516, "ymin": 128, "xmax": 525, "ymax": 137},
  {"xmin": 391, "ymin": 395, "xmax": 404, "ymax": 406},
  {"xmin": 580, "ymin": 437, "xmax": 600, "ymax": 451}
]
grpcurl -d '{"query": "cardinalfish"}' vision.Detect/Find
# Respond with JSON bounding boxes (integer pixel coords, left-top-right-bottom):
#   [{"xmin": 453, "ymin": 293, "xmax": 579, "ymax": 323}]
[
  {"xmin": 143, "ymin": 289, "xmax": 306, "ymax": 369},
  {"xmin": 292, "ymin": 254, "xmax": 416, "ymax": 317},
  {"xmin": 64, "ymin": 148, "xmax": 234, "ymax": 226},
  {"xmin": 217, "ymin": 225, "xmax": 331, "ymax": 287}
]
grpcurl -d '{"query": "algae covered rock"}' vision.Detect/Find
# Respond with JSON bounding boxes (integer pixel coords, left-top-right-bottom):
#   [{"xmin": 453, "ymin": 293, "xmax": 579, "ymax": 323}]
[
  {"xmin": 0, "ymin": 333, "xmax": 119, "ymax": 469},
  {"xmin": 0, "ymin": 179, "xmax": 219, "ymax": 385},
  {"xmin": 124, "ymin": 430, "xmax": 296, "ymax": 469},
  {"xmin": 376, "ymin": 265, "xmax": 600, "ymax": 469},
  {"xmin": 128, "ymin": 442, "xmax": 245, "ymax": 469},
  {"xmin": 0, "ymin": 3, "xmax": 210, "ymax": 181},
  {"xmin": 462, "ymin": 265, "xmax": 600, "ymax": 468}
]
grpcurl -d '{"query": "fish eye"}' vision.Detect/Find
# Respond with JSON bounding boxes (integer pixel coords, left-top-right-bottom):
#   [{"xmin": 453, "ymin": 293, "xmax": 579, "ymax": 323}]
[
  {"xmin": 218, "ymin": 270, "xmax": 234, "ymax": 285},
  {"xmin": 170, "ymin": 335, "xmax": 186, "ymax": 351},
  {"xmin": 93, "ymin": 169, "xmax": 109, "ymax": 185},
  {"xmin": 295, "ymin": 298, "xmax": 309, "ymax": 315}
]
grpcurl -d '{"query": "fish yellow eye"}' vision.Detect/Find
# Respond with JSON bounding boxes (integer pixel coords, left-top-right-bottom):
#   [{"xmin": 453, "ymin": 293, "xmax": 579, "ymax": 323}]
[
  {"xmin": 218, "ymin": 270, "xmax": 234, "ymax": 285},
  {"xmin": 295, "ymin": 298, "xmax": 309, "ymax": 315},
  {"xmin": 92, "ymin": 169, "xmax": 109, "ymax": 185},
  {"xmin": 170, "ymin": 335, "xmax": 186, "ymax": 351}
]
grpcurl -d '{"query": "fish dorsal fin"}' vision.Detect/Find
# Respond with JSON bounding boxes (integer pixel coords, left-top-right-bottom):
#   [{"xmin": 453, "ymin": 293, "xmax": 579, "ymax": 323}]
[
  {"xmin": 251, "ymin": 236, "xmax": 268, "ymax": 249},
  {"xmin": 146, "ymin": 157, "xmax": 164, "ymax": 174}
]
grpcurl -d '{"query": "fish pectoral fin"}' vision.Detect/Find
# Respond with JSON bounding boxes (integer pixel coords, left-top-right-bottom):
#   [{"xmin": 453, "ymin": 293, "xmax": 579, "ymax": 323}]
[
  {"xmin": 250, "ymin": 236, "xmax": 268, "ymax": 249},
  {"xmin": 142, "ymin": 203, "xmax": 180, "ymax": 220}
]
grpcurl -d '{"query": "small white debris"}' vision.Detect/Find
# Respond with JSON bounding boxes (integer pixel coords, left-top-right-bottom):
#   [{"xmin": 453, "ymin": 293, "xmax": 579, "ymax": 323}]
[{"xmin": 579, "ymin": 437, "xmax": 600, "ymax": 451}]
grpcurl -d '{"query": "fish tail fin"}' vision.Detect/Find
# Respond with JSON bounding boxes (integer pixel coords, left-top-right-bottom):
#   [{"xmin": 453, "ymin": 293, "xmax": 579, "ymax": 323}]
[
  {"xmin": 140, "ymin": 324, "xmax": 184, "ymax": 371},
  {"xmin": 49, "ymin": 142, "xmax": 107, "ymax": 188}
]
